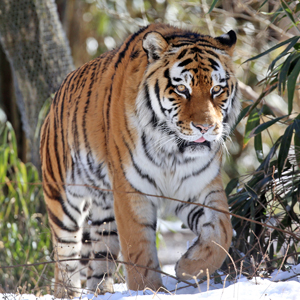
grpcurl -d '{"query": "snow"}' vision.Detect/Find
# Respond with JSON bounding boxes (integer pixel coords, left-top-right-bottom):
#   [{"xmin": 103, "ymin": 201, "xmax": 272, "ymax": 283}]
[
  {"xmin": 1, "ymin": 264, "xmax": 300, "ymax": 300},
  {"xmin": 1, "ymin": 220, "xmax": 299, "ymax": 300}
]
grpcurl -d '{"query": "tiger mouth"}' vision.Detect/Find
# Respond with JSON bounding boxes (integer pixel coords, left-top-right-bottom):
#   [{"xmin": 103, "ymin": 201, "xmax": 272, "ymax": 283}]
[{"xmin": 179, "ymin": 139, "xmax": 211, "ymax": 151}]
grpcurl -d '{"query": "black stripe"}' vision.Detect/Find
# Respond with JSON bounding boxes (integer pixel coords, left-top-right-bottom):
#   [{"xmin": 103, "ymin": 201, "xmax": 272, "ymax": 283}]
[
  {"xmin": 155, "ymin": 79, "xmax": 166, "ymax": 115},
  {"xmin": 92, "ymin": 216, "xmax": 115, "ymax": 227},
  {"xmin": 191, "ymin": 208, "xmax": 204, "ymax": 232},
  {"xmin": 177, "ymin": 48, "xmax": 188, "ymax": 60},
  {"xmin": 204, "ymin": 190, "xmax": 223, "ymax": 205},
  {"xmin": 189, "ymin": 47, "xmax": 203, "ymax": 55},
  {"xmin": 97, "ymin": 230, "xmax": 118, "ymax": 236},
  {"xmin": 53, "ymin": 110, "xmax": 64, "ymax": 184},
  {"xmin": 205, "ymin": 49, "xmax": 220, "ymax": 59},
  {"xmin": 181, "ymin": 146, "xmax": 221, "ymax": 182},
  {"xmin": 44, "ymin": 187, "xmax": 80, "ymax": 230},
  {"xmin": 173, "ymin": 77, "xmax": 182, "ymax": 82},
  {"xmin": 87, "ymin": 273, "xmax": 112, "ymax": 280},
  {"xmin": 53, "ymin": 230, "xmax": 79, "ymax": 244},
  {"xmin": 175, "ymin": 197, "xmax": 197, "ymax": 215},
  {"xmin": 82, "ymin": 231, "xmax": 91, "ymax": 243},
  {"xmin": 141, "ymin": 132, "xmax": 160, "ymax": 166},
  {"xmin": 178, "ymin": 58, "xmax": 193, "ymax": 67},
  {"xmin": 122, "ymin": 136, "xmax": 157, "ymax": 189},
  {"xmin": 187, "ymin": 206, "xmax": 198, "ymax": 229},
  {"xmin": 80, "ymin": 255, "xmax": 90, "ymax": 265},
  {"xmin": 208, "ymin": 57, "xmax": 219, "ymax": 71},
  {"xmin": 163, "ymin": 68, "xmax": 173, "ymax": 90},
  {"xmin": 145, "ymin": 221, "xmax": 157, "ymax": 231},
  {"xmin": 48, "ymin": 207, "xmax": 79, "ymax": 233},
  {"xmin": 114, "ymin": 143, "xmax": 142, "ymax": 193},
  {"xmin": 107, "ymin": 26, "xmax": 150, "ymax": 132}
]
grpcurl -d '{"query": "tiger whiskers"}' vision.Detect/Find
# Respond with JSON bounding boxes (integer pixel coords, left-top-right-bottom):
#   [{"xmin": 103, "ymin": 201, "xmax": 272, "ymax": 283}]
[
  {"xmin": 154, "ymin": 134, "xmax": 176, "ymax": 153},
  {"xmin": 220, "ymin": 123, "xmax": 232, "ymax": 157}
]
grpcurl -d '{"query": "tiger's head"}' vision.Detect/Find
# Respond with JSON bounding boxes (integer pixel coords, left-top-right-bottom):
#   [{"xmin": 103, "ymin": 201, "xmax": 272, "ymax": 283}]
[{"xmin": 137, "ymin": 28, "xmax": 240, "ymax": 157}]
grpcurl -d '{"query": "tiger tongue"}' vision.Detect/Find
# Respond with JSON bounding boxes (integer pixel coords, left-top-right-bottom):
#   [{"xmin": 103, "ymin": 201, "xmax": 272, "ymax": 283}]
[{"xmin": 194, "ymin": 137, "xmax": 206, "ymax": 143}]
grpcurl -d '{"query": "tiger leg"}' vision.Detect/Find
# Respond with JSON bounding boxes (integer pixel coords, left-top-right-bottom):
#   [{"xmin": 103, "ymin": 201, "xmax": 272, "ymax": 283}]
[
  {"xmin": 174, "ymin": 189, "xmax": 232, "ymax": 280},
  {"xmin": 79, "ymin": 216, "xmax": 92, "ymax": 281},
  {"xmin": 86, "ymin": 198, "xmax": 119, "ymax": 294},
  {"xmin": 46, "ymin": 192, "xmax": 88, "ymax": 298},
  {"xmin": 114, "ymin": 191, "xmax": 163, "ymax": 291}
]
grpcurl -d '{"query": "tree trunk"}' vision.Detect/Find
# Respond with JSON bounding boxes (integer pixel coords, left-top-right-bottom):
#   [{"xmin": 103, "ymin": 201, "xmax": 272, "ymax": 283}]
[{"xmin": 0, "ymin": 0, "xmax": 74, "ymax": 168}]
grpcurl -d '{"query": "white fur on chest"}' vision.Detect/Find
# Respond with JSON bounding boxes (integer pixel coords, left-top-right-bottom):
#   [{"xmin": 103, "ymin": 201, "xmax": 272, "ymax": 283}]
[{"xmin": 125, "ymin": 138, "xmax": 221, "ymax": 204}]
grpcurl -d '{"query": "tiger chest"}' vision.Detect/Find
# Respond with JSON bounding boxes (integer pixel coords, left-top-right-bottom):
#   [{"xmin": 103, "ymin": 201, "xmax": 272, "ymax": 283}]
[{"xmin": 123, "ymin": 144, "xmax": 221, "ymax": 203}]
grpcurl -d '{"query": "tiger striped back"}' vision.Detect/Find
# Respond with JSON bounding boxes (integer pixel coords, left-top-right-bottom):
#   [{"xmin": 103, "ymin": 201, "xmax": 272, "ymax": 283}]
[{"xmin": 40, "ymin": 23, "xmax": 240, "ymax": 297}]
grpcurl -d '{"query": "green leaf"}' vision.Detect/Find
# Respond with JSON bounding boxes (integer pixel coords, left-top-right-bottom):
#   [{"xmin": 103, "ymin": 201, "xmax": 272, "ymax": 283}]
[
  {"xmin": 278, "ymin": 124, "xmax": 294, "ymax": 177},
  {"xmin": 269, "ymin": 37, "xmax": 299, "ymax": 71},
  {"xmin": 244, "ymin": 184, "xmax": 258, "ymax": 200},
  {"xmin": 261, "ymin": 104, "xmax": 276, "ymax": 117},
  {"xmin": 279, "ymin": 52, "xmax": 300, "ymax": 93},
  {"xmin": 287, "ymin": 57, "xmax": 300, "ymax": 114},
  {"xmin": 254, "ymin": 132, "xmax": 263, "ymax": 162},
  {"xmin": 244, "ymin": 36, "xmax": 299, "ymax": 64},
  {"xmin": 251, "ymin": 115, "xmax": 288, "ymax": 137},
  {"xmin": 208, "ymin": 0, "xmax": 219, "ymax": 13},
  {"xmin": 294, "ymin": 118, "xmax": 300, "ymax": 167},
  {"xmin": 244, "ymin": 110, "xmax": 260, "ymax": 145},
  {"xmin": 294, "ymin": 43, "xmax": 300, "ymax": 51},
  {"xmin": 225, "ymin": 178, "xmax": 239, "ymax": 197},
  {"xmin": 281, "ymin": 0, "xmax": 296, "ymax": 24},
  {"xmin": 258, "ymin": 0, "xmax": 270, "ymax": 10}
]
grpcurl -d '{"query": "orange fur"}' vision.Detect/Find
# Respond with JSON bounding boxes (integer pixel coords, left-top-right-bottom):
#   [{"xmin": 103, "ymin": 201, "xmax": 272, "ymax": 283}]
[{"xmin": 40, "ymin": 23, "xmax": 239, "ymax": 296}]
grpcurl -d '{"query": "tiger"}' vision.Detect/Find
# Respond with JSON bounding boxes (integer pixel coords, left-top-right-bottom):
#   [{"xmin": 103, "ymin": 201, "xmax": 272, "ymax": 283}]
[{"xmin": 40, "ymin": 23, "xmax": 240, "ymax": 297}]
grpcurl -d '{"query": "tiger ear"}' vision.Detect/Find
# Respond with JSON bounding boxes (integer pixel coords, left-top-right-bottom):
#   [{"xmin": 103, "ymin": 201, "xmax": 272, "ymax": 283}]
[
  {"xmin": 215, "ymin": 30, "xmax": 237, "ymax": 56},
  {"xmin": 143, "ymin": 31, "xmax": 169, "ymax": 63}
]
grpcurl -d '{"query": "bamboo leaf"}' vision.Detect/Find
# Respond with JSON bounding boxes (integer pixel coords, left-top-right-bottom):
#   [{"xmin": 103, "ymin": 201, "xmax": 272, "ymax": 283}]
[
  {"xmin": 294, "ymin": 118, "xmax": 300, "ymax": 167},
  {"xmin": 250, "ymin": 115, "xmax": 288, "ymax": 137},
  {"xmin": 279, "ymin": 52, "xmax": 300, "ymax": 93},
  {"xmin": 244, "ymin": 110, "xmax": 260, "ymax": 145},
  {"xmin": 281, "ymin": 0, "xmax": 296, "ymax": 24},
  {"xmin": 269, "ymin": 37, "xmax": 298, "ymax": 71},
  {"xmin": 244, "ymin": 184, "xmax": 258, "ymax": 200},
  {"xmin": 258, "ymin": 0, "xmax": 270, "ymax": 10},
  {"xmin": 261, "ymin": 104, "xmax": 276, "ymax": 117},
  {"xmin": 254, "ymin": 132, "xmax": 263, "ymax": 162},
  {"xmin": 295, "ymin": 43, "xmax": 300, "ymax": 51},
  {"xmin": 225, "ymin": 178, "xmax": 239, "ymax": 197},
  {"xmin": 278, "ymin": 124, "xmax": 294, "ymax": 177},
  {"xmin": 208, "ymin": 0, "xmax": 219, "ymax": 13},
  {"xmin": 244, "ymin": 36, "xmax": 299, "ymax": 64},
  {"xmin": 287, "ymin": 57, "xmax": 300, "ymax": 114}
]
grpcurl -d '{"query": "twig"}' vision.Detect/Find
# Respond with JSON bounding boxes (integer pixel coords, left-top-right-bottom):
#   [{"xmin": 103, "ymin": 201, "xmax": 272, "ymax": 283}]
[
  {"xmin": 0, "ymin": 257, "xmax": 197, "ymax": 289},
  {"xmin": 260, "ymin": 245, "xmax": 290, "ymax": 299},
  {"xmin": 2, "ymin": 179, "xmax": 300, "ymax": 240}
]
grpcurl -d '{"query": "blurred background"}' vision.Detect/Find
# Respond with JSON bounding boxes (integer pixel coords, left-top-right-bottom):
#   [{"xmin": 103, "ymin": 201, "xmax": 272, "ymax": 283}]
[{"xmin": 0, "ymin": 0, "xmax": 299, "ymax": 295}]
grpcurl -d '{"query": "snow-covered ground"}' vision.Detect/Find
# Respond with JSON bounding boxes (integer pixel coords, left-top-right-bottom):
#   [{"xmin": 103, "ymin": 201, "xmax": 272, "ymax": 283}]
[
  {"xmin": 1, "ymin": 264, "xmax": 299, "ymax": 300},
  {"xmin": 1, "ymin": 220, "xmax": 299, "ymax": 300}
]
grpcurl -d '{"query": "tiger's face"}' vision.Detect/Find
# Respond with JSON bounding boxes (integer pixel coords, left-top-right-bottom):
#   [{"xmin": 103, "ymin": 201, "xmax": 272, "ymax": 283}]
[{"xmin": 139, "ymin": 30, "xmax": 240, "ymax": 157}]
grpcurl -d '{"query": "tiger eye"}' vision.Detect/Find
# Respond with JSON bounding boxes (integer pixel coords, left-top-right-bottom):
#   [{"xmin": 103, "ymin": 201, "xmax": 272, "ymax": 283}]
[
  {"xmin": 176, "ymin": 85, "xmax": 187, "ymax": 92},
  {"xmin": 212, "ymin": 85, "xmax": 221, "ymax": 93}
]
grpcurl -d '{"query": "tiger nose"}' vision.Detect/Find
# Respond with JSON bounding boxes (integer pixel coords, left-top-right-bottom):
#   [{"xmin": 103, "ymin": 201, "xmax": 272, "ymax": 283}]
[{"xmin": 194, "ymin": 123, "xmax": 214, "ymax": 133}]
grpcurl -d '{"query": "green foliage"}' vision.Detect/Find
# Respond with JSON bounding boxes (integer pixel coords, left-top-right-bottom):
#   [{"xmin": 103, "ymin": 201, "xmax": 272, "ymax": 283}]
[
  {"xmin": 226, "ymin": 0, "xmax": 300, "ymax": 271},
  {"xmin": 0, "ymin": 116, "xmax": 53, "ymax": 293}
]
